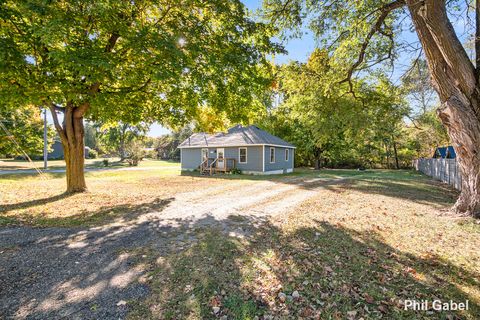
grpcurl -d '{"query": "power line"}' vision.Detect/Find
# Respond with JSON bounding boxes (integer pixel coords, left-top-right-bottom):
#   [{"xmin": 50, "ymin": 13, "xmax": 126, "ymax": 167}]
[{"xmin": 0, "ymin": 120, "xmax": 46, "ymax": 179}]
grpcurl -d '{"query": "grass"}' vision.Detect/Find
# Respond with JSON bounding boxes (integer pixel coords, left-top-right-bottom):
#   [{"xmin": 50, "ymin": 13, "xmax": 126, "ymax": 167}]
[
  {"xmin": 0, "ymin": 162, "xmax": 192, "ymax": 227},
  {"xmin": 1, "ymin": 166, "xmax": 479, "ymax": 318},
  {"xmin": 129, "ymin": 169, "xmax": 478, "ymax": 320},
  {"xmin": 0, "ymin": 158, "xmax": 179, "ymax": 171}
]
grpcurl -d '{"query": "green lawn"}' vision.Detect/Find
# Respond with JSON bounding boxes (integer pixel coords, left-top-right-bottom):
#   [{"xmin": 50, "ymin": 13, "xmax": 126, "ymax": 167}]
[
  {"xmin": 0, "ymin": 158, "xmax": 179, "ymax": 171},
  {"xmin": 1, "ymin": 167, "xmax": 479, "ymax": 319}
]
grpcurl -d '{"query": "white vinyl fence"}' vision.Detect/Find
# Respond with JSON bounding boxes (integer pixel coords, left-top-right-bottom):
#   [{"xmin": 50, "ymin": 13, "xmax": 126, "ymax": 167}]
[{"xmin": 412, "ymin": 158, "xmax": 462, "ymax": 191}]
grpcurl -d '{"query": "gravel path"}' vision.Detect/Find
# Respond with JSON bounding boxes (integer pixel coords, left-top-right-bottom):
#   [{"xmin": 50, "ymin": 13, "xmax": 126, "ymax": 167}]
[{"xmin": 0, "ymin": 176, "xmax": 344, "ymax": 319}]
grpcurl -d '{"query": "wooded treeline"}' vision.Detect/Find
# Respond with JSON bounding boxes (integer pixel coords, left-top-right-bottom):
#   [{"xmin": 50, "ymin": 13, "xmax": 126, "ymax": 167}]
[{"xmin": 255, "ymin": 51, "xmax": 448, "ymax": 169}]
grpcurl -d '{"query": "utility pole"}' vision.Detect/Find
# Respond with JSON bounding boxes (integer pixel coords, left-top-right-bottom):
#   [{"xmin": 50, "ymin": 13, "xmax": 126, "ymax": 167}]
[{"xmin": 43, "ymin": 108, "xmax": 48, "ymax": 169}]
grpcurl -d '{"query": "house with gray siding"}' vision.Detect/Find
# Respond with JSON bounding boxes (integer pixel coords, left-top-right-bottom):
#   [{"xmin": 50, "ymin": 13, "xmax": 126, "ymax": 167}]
[{"xmin": 178, "ymin": 125, "xmax": 295, "ymax": 175}]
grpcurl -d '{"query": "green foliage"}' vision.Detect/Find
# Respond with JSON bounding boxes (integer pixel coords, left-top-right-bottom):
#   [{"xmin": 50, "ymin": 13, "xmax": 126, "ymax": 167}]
[
  {"xmin": 402, "ymin": 110, "xmax": 450, "ymax": 158},
  {"xmin": 230, "ymin": 167, "xmax": 242, "ymax": 175},
  {"xmin": 154, "ymin": 125, "xmax": 193, "ymax": 160},
  {"xmin": 84, "ymin": 122, "xmax": 100, "ymax": 151},
  {"xmin": 259, "ymin": 50, "xmax": 408, "ymax": 168},
  {"xmin": 401, "ymin": 59, "xmax": 437, "ymax": 115},
  {"xmin": 0, "ymin": 0, "xmax": 280, "ymax": 126},
  {"xmin": 97, "ymin": 122, "xmax": 148, "ymax": 159},
  {"xmin": 0, "ymin": 105, "xmax": 53, "ymax": 156},
  {"xmin": 86, "ymin": 149, "xmax": 98, "ymax": 159},
  {"xmin": 125, "ymin": 140, "xmax": 144, "ymax": 166}
]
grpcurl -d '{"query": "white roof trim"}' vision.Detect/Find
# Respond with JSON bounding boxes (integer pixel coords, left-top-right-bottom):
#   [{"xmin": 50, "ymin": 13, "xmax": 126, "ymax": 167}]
[{"xmin": 178, "ymin": 144, "xmax": 296, "ymax": 149}]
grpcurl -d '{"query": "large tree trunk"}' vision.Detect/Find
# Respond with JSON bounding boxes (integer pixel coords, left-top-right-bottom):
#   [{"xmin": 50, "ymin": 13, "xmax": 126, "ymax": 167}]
[
  {"xmin": 437, "ymin": 100, "xmax": 480, "ymax": 216},
  {"xmin": 63, "ymin": 132, "xmax": 87, "ymax": 193},
  {"xmin": 407, "ymin": 0, "xmax": 480, "ymax": 216},
  {"xmin": 50, "ymin": 102, "xmax": 88, "ymax": 193}
]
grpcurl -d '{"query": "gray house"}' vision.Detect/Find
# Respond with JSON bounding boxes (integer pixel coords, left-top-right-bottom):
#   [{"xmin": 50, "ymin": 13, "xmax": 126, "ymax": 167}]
[{"xmin": 178, "ymin": 125, "xmax": 295, "ymax": 175}]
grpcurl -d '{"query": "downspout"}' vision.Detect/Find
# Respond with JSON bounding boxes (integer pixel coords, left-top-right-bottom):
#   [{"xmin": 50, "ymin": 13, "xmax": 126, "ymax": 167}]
[
  {"xmin": 262, "ymin": 145, "xmax": 265, "ymax": 172},
  {"xmin": 292, "ymin": 148, "xmax": 294, "ymax": 171}
]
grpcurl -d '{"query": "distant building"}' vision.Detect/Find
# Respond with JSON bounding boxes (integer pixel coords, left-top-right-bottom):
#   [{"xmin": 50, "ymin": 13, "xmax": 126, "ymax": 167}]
[
  {"xmin": 48, "ymin": 140, "xmax": 64, "ymax": 159},
  {"xmin": 433, "ymin": 146, "xmax": 456, "ymax": 159},
  {"xmin": 47, "ymin": 140, "xmax": 91, "ymax": 159}
]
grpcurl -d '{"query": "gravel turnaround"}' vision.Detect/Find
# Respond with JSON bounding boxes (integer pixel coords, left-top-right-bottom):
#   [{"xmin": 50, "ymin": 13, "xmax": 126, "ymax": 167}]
[{"xmin": 0, "ymin": 223, "xmax": 158, "ymax": 319}]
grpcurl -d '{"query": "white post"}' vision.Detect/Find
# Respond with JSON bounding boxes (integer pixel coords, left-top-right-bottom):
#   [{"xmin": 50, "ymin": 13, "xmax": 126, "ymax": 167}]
[{"xmin": 43, "ymin": 108, "xmax": 48, "ymax": 169}]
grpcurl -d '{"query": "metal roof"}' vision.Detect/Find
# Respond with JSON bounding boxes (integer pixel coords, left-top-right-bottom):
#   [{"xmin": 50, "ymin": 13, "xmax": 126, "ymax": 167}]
[{"xmin": 178, "ymin": 125, "xmax": 295, "ymax": 148}]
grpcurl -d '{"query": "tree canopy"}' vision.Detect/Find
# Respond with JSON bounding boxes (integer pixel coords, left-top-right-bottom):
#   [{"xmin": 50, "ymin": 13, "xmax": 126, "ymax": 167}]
[
  {"xmin": 0, "ymin": 0, "xmax": 281, "ymax": 191},
  {"xmin": 1, "ymin": 0, "xmax": 280, "ymax": 123},
  {"xmin": 259, "ymin": 49, "xmax": 408, "ymax": 168},
  {"xmin": 0, "ymin": 104, "xmax": 52, "ymax": 157}
]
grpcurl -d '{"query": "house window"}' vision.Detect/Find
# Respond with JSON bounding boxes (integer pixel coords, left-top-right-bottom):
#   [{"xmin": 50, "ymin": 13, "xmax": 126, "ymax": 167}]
[
  {"xmin": 285, "ymin": 149, "xmax": 289, "ymax": 161},
  {"xmin": 239, "ymin": 147, "xmax": 247, "ymax": 163},
  {"xmin": 270, "ymin": 147, "xmax": 275, "ymax": 163}
]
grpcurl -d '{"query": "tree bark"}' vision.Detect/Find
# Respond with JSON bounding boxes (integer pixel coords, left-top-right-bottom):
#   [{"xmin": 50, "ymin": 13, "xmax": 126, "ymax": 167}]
[
  {"xmin": 119, "ymin": 123, "xmax": 128, "ymax": 161},
  {"xmin": 49, "ymin": 102, "xmax": 88, "ymax": 193},
  {"xmin": 437, "ymin": 98, "xmax": 480, "ymax": 216},
  {"xmin": 313, "ymin": 147, "xmax": 322, "ymax": 170},
  {"xmin": 407, "ymin": 0, "xmax": 480, "ymax": 216},
  {"xmin": 392, "ymin": 138, "xmax": 400, "ymax": 169},
  {"xmin": 63, "ymin": 129, "xmax": 87, "ymax": 193}
]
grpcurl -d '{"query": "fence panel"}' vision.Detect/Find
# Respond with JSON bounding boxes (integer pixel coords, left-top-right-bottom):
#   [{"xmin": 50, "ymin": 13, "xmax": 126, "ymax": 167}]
[{"xmin": 413, "ymin": 158, "xmax": 461, "ymax": 191}]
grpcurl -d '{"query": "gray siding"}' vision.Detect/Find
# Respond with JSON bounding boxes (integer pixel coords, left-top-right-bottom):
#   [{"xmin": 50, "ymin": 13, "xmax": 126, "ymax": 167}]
[
  {"xmin": 224, "ymin": 146, "xmax": 263, "ymax": 172},
  {"xmin": 264, "ymin": 146, "xmax": 294, "ymax": 172},
  {"xmin": 181, "ymin": 148, "xmax": 202, "ymax": 170},
  {"xmin": 181, "ymin": 146, "xmax": 264, "ymax": 172}
]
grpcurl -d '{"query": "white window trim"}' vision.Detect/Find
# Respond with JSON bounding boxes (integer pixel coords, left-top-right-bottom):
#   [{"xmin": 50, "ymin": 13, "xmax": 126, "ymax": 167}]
[
  {"xmin": 270, "ymin": 147, "xmax": 275, "ymax": 163},
  {"xmin": 239, "ymin": 147, "xmax": 247, "ymax": 163},
  {"xmin": 285, "ymin": 149, "xmax": 289, "ymax": 161}
]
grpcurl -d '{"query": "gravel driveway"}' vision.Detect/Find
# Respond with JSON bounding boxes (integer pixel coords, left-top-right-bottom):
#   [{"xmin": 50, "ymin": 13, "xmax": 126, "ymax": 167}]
[{"xmin": 0, "ymin": 176, "xmax": 343, "ymax": 319}]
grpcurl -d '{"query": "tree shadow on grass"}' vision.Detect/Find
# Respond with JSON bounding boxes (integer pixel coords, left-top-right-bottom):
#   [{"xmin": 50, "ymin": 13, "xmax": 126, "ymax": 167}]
[
  {"xmin": 0, "ymin": 196, "xmax": 178, "ymax": 319},
  {"xmin": 0, "ymin": 192, "xmax": 73, "ymax": 214},
  {"xmin": 182, "ymin": 169, "xmax": 458, "ymax": 208},
  {"xmin": 1, "ymin": 201, "xmax": 478, "ymax": 319},
  {"xmin": 129, "ymin": 216, "xmax": 480, "ymax": 319},
  {"xmin": 0, "ymin": 192, "xmax": 174, "ymax": 227}
]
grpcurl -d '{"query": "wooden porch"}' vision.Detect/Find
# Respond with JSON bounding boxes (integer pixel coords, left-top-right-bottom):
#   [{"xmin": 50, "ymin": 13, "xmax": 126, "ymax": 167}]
[{"xmin": 199, "ymin": 157, "xmax": 236, "ymax": 175}]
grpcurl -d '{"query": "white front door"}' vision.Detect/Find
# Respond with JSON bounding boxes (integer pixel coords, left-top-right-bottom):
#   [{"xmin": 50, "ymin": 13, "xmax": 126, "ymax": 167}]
[
  {"xmin": 201, "ymin": 148, "xmax": 209, "ymax": 161},
  {"xmin": 217, "ymin": 148, "xmax": 225, "ymax": 169}
]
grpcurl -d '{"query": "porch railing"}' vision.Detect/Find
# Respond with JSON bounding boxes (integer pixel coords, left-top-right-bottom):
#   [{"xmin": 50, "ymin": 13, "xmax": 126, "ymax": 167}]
[{"xmin": 199, "ymin": 157, "xmax": 236, "ymax": 175}]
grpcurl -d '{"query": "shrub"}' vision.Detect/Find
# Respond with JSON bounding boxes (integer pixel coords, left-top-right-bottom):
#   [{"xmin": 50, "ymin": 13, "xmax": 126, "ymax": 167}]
[
  {"xmin": 145, "ymin": 149, "xmax": 157, "ymax": 159},
  {"xmin": 87, "ymin": 149, "xmax": 98, "ymax": 159},
  {"xmin": 102, "ymin": 159, "xmax": 109, "ymax": 167},
  {"xmin": 230, "ymin": 168, "xmax": 242, "ymax": 175},
  {"xmin": 125, "ymin": 141, "xmax": 145, "ymax": 166}
]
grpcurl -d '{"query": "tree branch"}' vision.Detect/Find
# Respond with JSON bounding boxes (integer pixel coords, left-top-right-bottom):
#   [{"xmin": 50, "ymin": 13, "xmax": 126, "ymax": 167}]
[
  {"xmin": 105, "ymin": 32, "xmax": 120, "ymax": 53},
  {"xmin": 406, "ymin": 0, "xmax": 460, "ymax": 102},
  {"xmin": 339, "ymin": 0, "xmax": 406, "ymax": 92},
  {"xmin": 419, "ymin": 0, "xmax": 476, "ymax": 95},
  {"xmin": 48, "ymin": 103, "xmax": 67, "ymax": 142}
]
